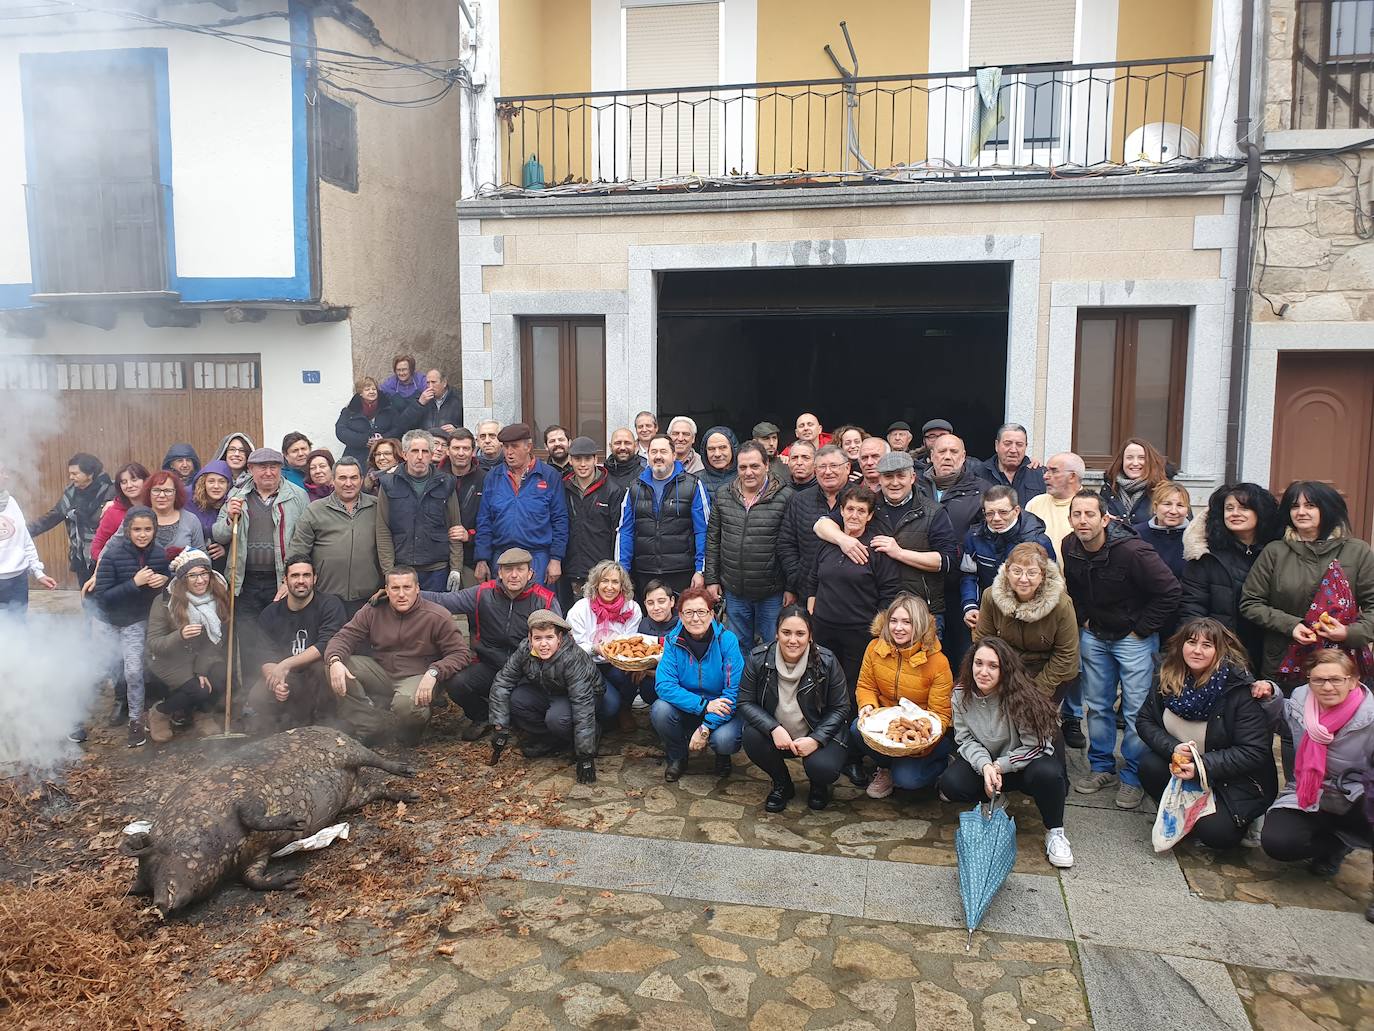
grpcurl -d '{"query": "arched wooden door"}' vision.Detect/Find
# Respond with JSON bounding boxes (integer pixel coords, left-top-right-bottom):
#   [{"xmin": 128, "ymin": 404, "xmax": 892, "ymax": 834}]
[{"xmin": 1271, "ymin": 351, "xmax": 1374, "ymax": 543}]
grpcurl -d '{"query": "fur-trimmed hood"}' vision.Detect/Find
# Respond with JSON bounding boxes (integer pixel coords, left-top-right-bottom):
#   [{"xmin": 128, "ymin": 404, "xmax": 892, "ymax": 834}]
[
  {"xmin": 1183, "ymin": 515, "xmax": 1209, "ymax": 561},
  {"xmin": 986, "ymin": 558, "xmax": 1067, "ymax": 623},
  {"xmin": 867, "ymin": 607, "xmax": 943, "ymax": 662}
]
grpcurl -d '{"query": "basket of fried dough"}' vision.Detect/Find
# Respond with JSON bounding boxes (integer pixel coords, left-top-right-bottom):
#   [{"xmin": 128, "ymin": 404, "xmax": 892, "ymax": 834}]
[
  {"xmin": 601, "ymin": 634, "xmax": 664, "ymax": 672},
  {"xmin": 858, "ymin": 699, "xmax": 944, "ymax": 757}
]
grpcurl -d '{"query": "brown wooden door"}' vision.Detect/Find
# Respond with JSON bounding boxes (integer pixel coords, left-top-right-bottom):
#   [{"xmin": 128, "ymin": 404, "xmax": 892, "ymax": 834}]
[
  {"xmin": 3, "ymin": 355, "xmax": 263, "ymax": 584},
  {"xmin": 1271, "ymin": 351, "xmax": 1374, "ymax": 543}
]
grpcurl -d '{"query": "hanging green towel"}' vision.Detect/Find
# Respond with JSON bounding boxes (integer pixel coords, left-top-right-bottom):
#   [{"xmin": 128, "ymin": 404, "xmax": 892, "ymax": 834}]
[{"xmin": 969, "ymin": 67, "xmax": 1003, "ymax": 158}]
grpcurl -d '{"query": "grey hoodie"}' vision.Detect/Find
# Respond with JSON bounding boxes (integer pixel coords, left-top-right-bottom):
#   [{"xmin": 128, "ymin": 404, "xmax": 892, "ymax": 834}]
[
  {"xmin": 1263, "ymin": 683, "xmax": 1374, "ymax": 844},
  {"xmin": 952, "ymin": 685, "xmax": 1055, "ymax": 775}
]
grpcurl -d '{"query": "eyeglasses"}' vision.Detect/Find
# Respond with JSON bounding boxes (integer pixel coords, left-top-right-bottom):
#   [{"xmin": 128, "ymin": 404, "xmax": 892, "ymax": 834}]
[
  {"xmin": 680, "ymin": 609, "xmax": 712, "ymax": 620},
  {"xmin": 225, "ymin": 447, "xmax": 248, "ymax": 455},
  {"xmin": 186, "ymin": 571, "xmax": 211, "ymax": 580},
  {"xmin": 1310, "ymin": 676, "xmax": 1350, "ymax": 688},
  {"xmin": 150, "ymin": 488, "xmax": 176, "ymax": 496}
]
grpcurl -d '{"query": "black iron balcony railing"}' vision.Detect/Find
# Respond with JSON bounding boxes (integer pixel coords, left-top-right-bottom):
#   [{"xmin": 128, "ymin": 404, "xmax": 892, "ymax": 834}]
[
  {"xmin": 24, "ymin": 178, "xmax": 174, "ymax": 298},
  {"xmin": 1293, "ymin": 0, "xmax": 1374, "ymax": 129},
  {"xmin": 492, "ymin": 55, "xmax": 1214, "ymax": 194}
]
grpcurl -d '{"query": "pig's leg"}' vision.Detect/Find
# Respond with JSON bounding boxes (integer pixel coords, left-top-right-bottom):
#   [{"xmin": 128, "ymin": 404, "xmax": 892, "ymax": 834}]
[
  {"xmin": 340, "ymin": 738, "xmax": 418, "ymax": 779},
  {"xmin": 343, "ymin": 777, "xmax": 419, "ymax": 811},
  {"xmin": 236, "ymin": 798, "xmax": 307, "ymax": 834},
  {"xmin": 241, "ymin": 853, "xmax": 299, "ymax": 891}
]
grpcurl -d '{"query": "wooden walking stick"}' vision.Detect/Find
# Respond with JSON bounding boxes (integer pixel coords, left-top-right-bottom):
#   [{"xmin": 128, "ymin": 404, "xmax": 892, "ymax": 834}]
[{"xmin": 205, "ymin": 506, "xmax": 247, "ymax": 741}]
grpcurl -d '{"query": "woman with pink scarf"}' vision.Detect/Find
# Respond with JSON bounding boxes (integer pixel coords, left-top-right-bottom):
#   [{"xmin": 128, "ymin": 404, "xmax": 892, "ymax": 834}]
[
  {"xmin": 1255, "ymin": 649, "xmax": 1374, "ymax": 880},
  {"xmin": 567, "ymin": 559, "xmax": 643, "ymax": 716}
]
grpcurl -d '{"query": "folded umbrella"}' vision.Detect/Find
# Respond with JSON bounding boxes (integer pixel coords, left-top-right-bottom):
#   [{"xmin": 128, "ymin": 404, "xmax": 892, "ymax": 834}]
[{"xmin": 955, "ymin": 792, "xmax": 1018, "ymax": 949}]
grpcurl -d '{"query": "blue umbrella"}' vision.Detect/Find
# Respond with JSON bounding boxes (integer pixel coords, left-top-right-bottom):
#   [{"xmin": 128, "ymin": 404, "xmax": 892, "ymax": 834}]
[{"xmin": 955, "ymin": 792, "xmax": 1018, "ymax": 949}]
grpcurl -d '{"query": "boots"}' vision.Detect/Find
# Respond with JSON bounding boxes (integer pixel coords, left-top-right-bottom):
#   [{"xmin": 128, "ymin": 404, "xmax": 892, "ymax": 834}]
[
  {"xmin": 764, "ymin": 778, "xmax": 796, "ymax": 813},
  {"xmin": 145, "ymin": 704, "xmax": 174, "ymax": 744}
]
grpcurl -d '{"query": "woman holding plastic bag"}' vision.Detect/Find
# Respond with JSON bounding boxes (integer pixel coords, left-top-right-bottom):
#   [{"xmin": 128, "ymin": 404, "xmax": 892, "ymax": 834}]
[
  {"xmin": 848, "ymin": 593, "xmax": 954, "ymax": 797},
  {"xmin": 1255, "ymin": 650, "xmax": 1374, "ymax": 880},
  {"xmin": 939, "ymin": 638, "xmax": 1074, "ymax": 868},
  {"xmin": 1138, "ymin": 618, "xmax": 1278, "ymax": 851}
]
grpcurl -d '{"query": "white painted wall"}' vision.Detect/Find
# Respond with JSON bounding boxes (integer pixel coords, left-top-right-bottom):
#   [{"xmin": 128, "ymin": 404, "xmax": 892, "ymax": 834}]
[
  {"xmin": 0, "ymin": 11, "xmax": 296, "ymax": 285},
  {"xmin": 13, "ymin": 314, "xmax": 354, "ymax": 457}
]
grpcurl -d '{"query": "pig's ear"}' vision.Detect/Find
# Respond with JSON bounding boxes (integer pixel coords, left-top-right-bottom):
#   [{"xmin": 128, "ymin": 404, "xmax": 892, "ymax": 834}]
[{"xmin": 122, "ymin": 831, "xmax": 153, "ymax": 857}]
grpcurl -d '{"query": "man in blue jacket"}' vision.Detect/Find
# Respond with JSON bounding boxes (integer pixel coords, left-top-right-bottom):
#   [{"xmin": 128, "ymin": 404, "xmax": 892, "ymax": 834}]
[
  {"xmin": 615, "ymin": 435, "xmax": 711, "ymax": 600},
  {"xmin": 960, "ymin": 484, "xmax": 1057, "ymax": 629},
  {"xmin": 474, "ymin": 423, "xmax": 568, "ymax": 587}
]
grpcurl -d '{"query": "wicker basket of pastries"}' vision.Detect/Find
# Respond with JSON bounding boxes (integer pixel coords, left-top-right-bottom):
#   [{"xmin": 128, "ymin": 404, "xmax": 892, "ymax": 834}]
[
  {"xmin": 858, "ymin": 701, "xmax": 944, "ymax": 758},
  {"xmin": 601, "ymin": 635, "xmax": 664, "ymax": 672}
]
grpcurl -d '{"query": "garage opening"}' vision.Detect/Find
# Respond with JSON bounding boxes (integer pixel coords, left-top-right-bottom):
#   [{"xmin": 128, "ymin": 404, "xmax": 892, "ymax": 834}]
[{"xmin": 656, "ymin": 264, "xmax": 1010, "ymax": 452}]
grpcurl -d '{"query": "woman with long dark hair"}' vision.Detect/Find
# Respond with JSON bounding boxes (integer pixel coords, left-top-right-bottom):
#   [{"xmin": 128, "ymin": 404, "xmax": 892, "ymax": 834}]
[
  {"xmin": 92, "ymin": 507, "xmax": 169, "ymax": 747},
  {"xmin": 185, "ymin": 461, "xmax": 233, "ymax": 571},
  {"xmin": 1099, "ymin": 438, "xmax": 1169, "ymax": 525},
  {"xmin": 144, "ymin": 549, "xmax": 234, "ymax": 743},
  {"xmin": 1137, "ymin": 618, "xmax": 1278, "ymax": 849},
  {"xmin": 1179, "ymin": 482, "xmax": 1281, "ymax": 673},
  {"xmin": 90, "ymin": 462, "xmax": 150, "ymax": 564},
  {"xmin": 737, "ymin": 605, "xmax": 851, "ymax": 811},
  {"xmin": 939, "ymin": 637, "xmax": 1074, "ymax": 868}
]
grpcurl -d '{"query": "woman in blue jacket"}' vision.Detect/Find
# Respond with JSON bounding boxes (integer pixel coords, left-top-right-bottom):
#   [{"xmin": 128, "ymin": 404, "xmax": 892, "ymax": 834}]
[
  {"xmin": 650, "ymin": 585, "xmax": 744, "ymax": 782},
  {"xmin": 93, "ymin": 507, "xmax": 170, "ymax": 748}
]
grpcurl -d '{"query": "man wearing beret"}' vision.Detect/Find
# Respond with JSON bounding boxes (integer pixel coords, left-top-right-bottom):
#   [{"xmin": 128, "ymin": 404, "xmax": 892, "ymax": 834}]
[{"xmin": 474, "ymin": 423, "xmax": 569, "ymax": 588}]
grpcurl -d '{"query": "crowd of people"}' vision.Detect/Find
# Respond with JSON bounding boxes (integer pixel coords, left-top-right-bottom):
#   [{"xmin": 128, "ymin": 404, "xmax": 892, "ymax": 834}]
[{"xmin": 0, "ymin": 355, "xmax": 1370, "ymax": 917}]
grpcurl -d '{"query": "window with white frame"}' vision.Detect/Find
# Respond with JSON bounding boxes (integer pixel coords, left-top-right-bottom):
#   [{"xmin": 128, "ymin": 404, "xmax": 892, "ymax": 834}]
[{"xmin": 970, "ymin": 0, "xmax": 1075, "ymax": 159}]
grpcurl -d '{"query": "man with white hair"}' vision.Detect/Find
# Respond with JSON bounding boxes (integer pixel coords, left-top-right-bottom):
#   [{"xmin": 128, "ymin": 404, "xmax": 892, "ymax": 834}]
[
  {"xmin": 1025, "ymin": 451, "xmax": 1088, "ymax": 749},
  {"xmin": 667, "ymin": 416, "xmax": 705, "ymax": 474}
]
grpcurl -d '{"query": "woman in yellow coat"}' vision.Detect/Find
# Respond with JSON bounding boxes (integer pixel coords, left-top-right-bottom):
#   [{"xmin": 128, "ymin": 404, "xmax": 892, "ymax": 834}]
[{"xmin": 848, "ymin": 592, "xmax": 954, "ymax": 798}]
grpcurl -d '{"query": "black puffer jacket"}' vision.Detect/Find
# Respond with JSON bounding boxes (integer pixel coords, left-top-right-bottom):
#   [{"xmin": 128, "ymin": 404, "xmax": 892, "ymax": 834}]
[
  {"xmin": 488, "ymin": 633, "xmax": 602, "ymax": 758},
  {"xmin": 737, "ymin": 642, "xmax": 851, "ymax": 746},
  {"xmin": 1177, "ymin": 518, "xmax": 1266, "ymax": 673},
  {"xmin": 563, "ymin": 467, "xmax": 623, "ymax": 580},
  {"xmin": 335, "ymin": 393, "xmax": 405, "ymax": 464},
  {"xmin": 1136, "ymin": 664, "xmax": 1278, "ymax": 827},
  {"xmin": 704, "ymin": 473, "xmax": 793, "ymax": 599},
  {"xmin": 777, "ymin": 485, "xmax": 841, "ymax": 596},
  {"xmin": 92, "ymin": 534, "xmax": 170, "ymax": 627}
]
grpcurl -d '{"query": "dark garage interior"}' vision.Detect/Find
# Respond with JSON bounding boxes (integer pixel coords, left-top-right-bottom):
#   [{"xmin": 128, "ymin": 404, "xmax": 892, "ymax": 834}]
[{"xmin": 656, "ymin": 264, "xmax": 1011, "ymax": 458}]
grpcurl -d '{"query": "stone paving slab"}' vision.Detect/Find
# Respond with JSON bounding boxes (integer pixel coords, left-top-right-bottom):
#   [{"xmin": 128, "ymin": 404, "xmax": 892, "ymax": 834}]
[
  {"xmin": 1062, "ymin": 879, "xmax": 1368, "ymax": 981},
  {"xmin": 1078, "ymin": 945, "xmax": 1252, "ymax": 1031},
  {"xmin": 1057, "ymin": 804, "xmax": 1189, "ymax": 891},
  {"xmin": 485, "ymin": 826, "xmax": 1076, "ymax": 941}
]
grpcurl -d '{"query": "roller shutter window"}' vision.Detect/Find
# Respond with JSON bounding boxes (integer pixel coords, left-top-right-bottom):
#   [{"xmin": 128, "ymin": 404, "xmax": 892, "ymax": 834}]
[
  {"xmin": 969, "ymin": 0, "xmax": 1075, "ymax": 66},
  {"xmin": 625, "ymin": 2, "xmax": 721, "ymax": 180}
]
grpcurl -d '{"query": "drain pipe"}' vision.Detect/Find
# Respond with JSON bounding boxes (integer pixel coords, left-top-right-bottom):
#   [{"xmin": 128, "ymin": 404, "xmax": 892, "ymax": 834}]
[{"xmin": 1224, "ymin": 0, "xmax": 1260, "ymax": 484}]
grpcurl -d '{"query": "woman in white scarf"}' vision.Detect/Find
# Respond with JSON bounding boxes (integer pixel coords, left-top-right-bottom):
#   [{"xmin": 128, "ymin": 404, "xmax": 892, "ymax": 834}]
[{"xmin": 144, "ymin": 549, "xmax": 233, "ymax": 743}]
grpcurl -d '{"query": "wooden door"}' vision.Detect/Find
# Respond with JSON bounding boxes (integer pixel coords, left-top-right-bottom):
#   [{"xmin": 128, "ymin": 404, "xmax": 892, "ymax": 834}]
[
  {"xmin": 2, "ymin": 354, "xmax": 263, "ymax": 584},
  {"xmin": 1271, "ymin": 351, "xmax": 1374, "ymax": 542}
]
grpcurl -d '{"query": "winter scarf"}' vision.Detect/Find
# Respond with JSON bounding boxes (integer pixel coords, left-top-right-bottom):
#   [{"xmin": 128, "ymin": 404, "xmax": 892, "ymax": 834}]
[
  {"xmin": 1295, "ymin": 686, "xmax": 1364, "ymax": 809},
  {"xmin": 1165, "ymin": 663, "xmax": 1230, "ymax": 722},
  {"xmin": 361, "ymin": 397, "xmax": 379, "ymax": 418},
  {"xmin": 930, "ymin": 465, "xmax": 964, "ymax": 491},
  {"xmin": 186, "ymin": 590, "xmax": 223, "ymax": 644},
  {"xmin": 591, "ymin": 592, "xmax": 635, "ymax": 627},
  {"xmin": 683, "ymin": 624, "xmax": 715, "ymax": 661},
  {"xmin": 1115, "ymin": 475, "xmax": 1149, "ymax": 516}
]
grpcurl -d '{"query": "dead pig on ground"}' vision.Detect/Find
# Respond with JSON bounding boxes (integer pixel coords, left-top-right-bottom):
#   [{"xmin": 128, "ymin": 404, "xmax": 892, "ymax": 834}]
[{"xmin": 122, "ymin": 725, "xmax": 417, "ymax": 916}]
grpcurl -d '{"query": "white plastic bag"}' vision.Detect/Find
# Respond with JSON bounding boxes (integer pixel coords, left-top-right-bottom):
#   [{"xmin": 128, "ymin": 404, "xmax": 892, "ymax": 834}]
[
  {"xmin": 1151, "ymin": 743, "xmax": 1215, "ymax": 852},
  {"xmin": 271, "ymin": 822, "xmax": 350, "ymax": 858}
]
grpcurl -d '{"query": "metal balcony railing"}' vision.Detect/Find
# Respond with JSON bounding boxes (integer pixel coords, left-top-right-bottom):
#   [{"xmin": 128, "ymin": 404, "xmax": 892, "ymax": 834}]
[
  {"xmin": 492, "ymin": 55, "xmax": 1215, "ymax": 195},
  {"xmin": 24, "ymin": 178, "xmax": 174, "ymax": 298},
  {"xmin": 1293, "ymin": 0, "xmax": 1374, "ymax": 129}
]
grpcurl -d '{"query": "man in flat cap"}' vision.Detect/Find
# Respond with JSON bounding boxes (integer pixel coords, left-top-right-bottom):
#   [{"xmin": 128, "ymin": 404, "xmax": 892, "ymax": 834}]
[
  {"xmin": 886, "ymin": 421, "xmax": 913, "ymax": 453},
  {"xmin": 474, "ymin": 423, "xmax": 569, "ymax": 588},
  {"xmin": 911, "ymin": 418, "xmax": 953, "ymax": 472},
  {"xmin": 488, "ymin": 608, "xmax": 610, "ymax": 784},
  {"xmin": 422, "ymin": 546, "xmax": 560, "ymax": 740},
  {"xmin": 214, "ymin": 445, "xmax": 310, "ymax": 668},
  {"xmin": 753, "ymin": 421, "xmax": 789, "ymax": 483}
]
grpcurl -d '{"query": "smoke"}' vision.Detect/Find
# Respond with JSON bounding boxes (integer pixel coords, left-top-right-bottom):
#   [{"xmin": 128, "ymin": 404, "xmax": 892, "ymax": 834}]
[
  {"xmin": 0, "ymin": 608, "xmax": 117, "ymax": 776},
  {"xmin": 0, "ymin": 388, "xmax": 62, "ymax": 505}
]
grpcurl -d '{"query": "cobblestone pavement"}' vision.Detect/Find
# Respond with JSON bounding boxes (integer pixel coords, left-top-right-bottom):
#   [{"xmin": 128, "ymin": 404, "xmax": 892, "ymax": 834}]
[{"xmin": 17, "ymin": 593, "xmax": 1374, "ymax": 1029}]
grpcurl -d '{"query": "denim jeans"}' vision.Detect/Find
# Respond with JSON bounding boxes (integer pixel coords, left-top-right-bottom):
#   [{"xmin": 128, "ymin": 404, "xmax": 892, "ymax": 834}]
[
  {"xmin": 0, "ymin": 573, "xmax": 28, "ymax": 615},
  {"xmin": 1059, "ymin": 675, "xmax": 1084, "ymax": 720},
  {"xmin": 851, "ymin": 720, "xmax": 954, "ymax": 789},
  {"xmin": 723, "ymin": 592, "xmax": 783, "ymax": 650},
  {"xmin": 649, "ymin": 699, "xmax": 743, "ymax": 763},
  {"xmin": 1078, "ymin": 629, "xmax": 1157, "ymax": 787}
]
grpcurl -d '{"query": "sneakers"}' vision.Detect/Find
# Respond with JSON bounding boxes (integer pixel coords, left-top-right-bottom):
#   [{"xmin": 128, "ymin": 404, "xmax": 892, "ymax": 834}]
[
  {"xmin": 866, "ymin": 768, "xmax": 895, "ymax": 799},
  {"xmin": 1045, "ymin": 828, "xmax": 1074, "ymax": 868},
  {"xmin": 66, "ymin": 726, "xmax": 88, "ymax": 744},
  {"xmin": 1074, "ymin": 770, "xmax": 1119, "ymax": 794},
  {"xmin": 127, "ymin": 719, "xmax": 147, "ymax": 748},
  {"xmin": 1242, "ymin": 814, "xmax": 1264, "ymax": 848},
  {"xmin": 1061, "ymin": 717, "xmax": 1086, "ymax": 749},
  {"xmin": 1115, "ymin": 783, "xmax": 1145, "ymax": 810}
]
